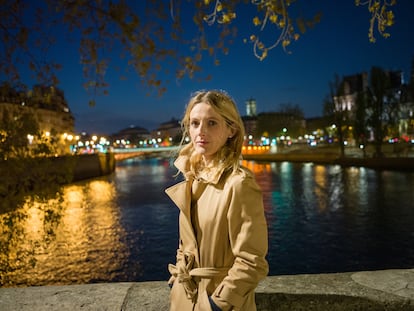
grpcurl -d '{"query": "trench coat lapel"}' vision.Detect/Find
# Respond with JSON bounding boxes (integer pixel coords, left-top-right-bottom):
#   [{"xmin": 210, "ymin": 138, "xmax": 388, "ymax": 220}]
[
  {"xmin": 165, "ymin": 155, "xmax": 193, "ymax": 220},
  {"xmin": 165, "ymin": 178, "xmax": 196, "ymax": 241},
  {"xmin": 165, "ymin": 179, "xmax": 191, "ymax": 217}
]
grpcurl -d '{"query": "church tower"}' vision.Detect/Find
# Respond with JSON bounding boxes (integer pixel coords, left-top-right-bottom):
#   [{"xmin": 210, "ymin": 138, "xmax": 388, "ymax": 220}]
[{"xmin": 246, "ymin": 98, "xmax": 257, "ymax": 117}]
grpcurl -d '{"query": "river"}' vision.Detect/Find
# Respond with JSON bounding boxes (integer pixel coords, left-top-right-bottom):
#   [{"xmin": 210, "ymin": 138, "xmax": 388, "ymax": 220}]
[{"xmin": 1, "ymin": 157, "xmax": 414, "ymax": 287}]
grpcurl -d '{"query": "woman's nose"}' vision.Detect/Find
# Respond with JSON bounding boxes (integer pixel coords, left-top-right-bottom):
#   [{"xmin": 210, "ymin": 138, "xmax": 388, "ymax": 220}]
[{"xmin": 198, "ymin": 122, "xmax": 207, "ymax": 135}]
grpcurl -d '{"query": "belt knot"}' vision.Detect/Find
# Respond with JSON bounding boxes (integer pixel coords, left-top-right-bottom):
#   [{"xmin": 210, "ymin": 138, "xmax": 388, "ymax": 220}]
[{"xmin": 168, "ymin": 252, "xmax": 198, "ymax": 301}]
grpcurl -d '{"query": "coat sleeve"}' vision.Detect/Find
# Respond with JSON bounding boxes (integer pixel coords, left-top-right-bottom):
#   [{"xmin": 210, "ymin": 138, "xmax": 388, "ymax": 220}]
[{"xmin": 211, "ymin": 174, "xmax": 269, "ymax": 310}]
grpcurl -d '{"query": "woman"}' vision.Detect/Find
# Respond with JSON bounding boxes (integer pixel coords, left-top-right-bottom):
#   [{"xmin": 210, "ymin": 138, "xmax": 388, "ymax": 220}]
[{"xmin": 165, "ymin": 90, "xmax": 268, "ymax": 311}]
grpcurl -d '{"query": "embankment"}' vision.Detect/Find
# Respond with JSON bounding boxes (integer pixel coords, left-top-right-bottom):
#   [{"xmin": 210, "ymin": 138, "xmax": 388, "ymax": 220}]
[
  {"xmin": 243, "ymin": 152, "xmax": 414, "ymax": 171},
  {"xmin": 71, "ymin": 152, "xmax": 116, "ymax": 181},
  {"xmin": 0, "ymin": 153, "xmax": 115, "ymax": 212}
]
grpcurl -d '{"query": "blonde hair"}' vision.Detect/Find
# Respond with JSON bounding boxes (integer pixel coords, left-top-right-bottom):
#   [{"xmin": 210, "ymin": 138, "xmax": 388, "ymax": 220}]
[{"xmin": 178, "ymin": 90, "xmax": 245, "ymax": 178}]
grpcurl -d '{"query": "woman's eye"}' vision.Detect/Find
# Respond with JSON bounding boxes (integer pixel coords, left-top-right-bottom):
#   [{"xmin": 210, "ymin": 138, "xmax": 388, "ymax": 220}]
[
  {"xmin": 190, "ymin": 120, "xmax": 199, "ymax": 127},
  {"xmin": 208, "ymin": 120, "xmax": 217, "ymax": 126}
]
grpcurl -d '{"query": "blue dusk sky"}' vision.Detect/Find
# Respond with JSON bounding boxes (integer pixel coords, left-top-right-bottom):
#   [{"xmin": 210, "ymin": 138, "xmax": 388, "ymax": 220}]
[{"xmin": 8, "ymin": 1, "xmax": 414, "ymax": 135}]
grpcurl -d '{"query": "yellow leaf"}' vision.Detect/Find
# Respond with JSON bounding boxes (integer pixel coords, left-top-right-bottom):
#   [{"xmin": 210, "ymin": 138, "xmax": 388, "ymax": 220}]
[
  {"xmin": 260, "ymin": 49, "xmax": 268, "ymax": 60},
  {"xmin": 222, "ymin": 14, "xmax": 231, "ymax": 23},
  {"xmin": 269, "ymin": 14, "xmax": 278, "ymax": 24},
  {"xmin": 217, "ymin": 3, "xmax": 222, "ymax": 12},
  {"xmin": 282, "ymin": 39, "xmax": 290, "ymax": 48},
  {"xmin": 253, "ymin": 17, "xmax": 261, "ymax": 26},
  {"xmin": 386, "ymin": 11, "xmax": 394, "ymax": 25}
]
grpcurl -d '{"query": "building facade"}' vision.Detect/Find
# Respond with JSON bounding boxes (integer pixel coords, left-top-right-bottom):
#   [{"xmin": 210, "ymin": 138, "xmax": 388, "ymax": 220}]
[
  {"xmin": 150, "ymin": 118, "xmax": 182, "ymax": 146},
  {"xmin": 0, "ymin": 85, "xmax": 74, "ymax": 134},
  {"xmin": 0, "ymin": 84, "xmax": 75, "ymax": 155}
]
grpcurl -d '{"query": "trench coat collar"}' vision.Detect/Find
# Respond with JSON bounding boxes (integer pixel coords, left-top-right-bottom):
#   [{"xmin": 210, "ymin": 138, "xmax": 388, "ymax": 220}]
[
  {"xmin": 173, "ymin": 155, "xmax": 227, "ymax": 185},
  {"xmin": 166, "ymin": 155, "xmax": 229, "ymax": 220}
]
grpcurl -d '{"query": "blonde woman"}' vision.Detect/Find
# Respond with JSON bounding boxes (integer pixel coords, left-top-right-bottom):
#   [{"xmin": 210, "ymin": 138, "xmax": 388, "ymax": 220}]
[{"xmin": 166, "ymin": 90, "xmax": 268, "ymax": 311}]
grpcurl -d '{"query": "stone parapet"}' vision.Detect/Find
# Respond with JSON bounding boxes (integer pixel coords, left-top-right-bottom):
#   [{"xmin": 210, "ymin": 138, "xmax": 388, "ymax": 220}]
[{"xmin": 1, "ymin": 269, "xmax": 413, "ymax": 310}]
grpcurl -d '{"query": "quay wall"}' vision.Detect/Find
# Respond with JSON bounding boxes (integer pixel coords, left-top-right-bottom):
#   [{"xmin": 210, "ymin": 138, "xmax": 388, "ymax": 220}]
[
  {"xmin": 242, "ymin": 153, "xmax": 414, "ymax": 171},
  {"xmin": 0, "ymin": 152, "xmax": 115, "ymax": 184},
  {"xmin": 0, "ymin": 153, "xmax": 115, "ymax": 208},
  {"xmin": 71, "ymin": 152, "xmax": 116, "ymax": 181}
]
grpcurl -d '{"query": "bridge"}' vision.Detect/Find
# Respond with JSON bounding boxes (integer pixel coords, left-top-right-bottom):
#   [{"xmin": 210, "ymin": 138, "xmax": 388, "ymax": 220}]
[
  {"xmin": 112, "ymin": 145, "xmax": 271, "ymax": 162},
  {"xmin": 112, "ymin": 146, "xmax": 179, "ymax": 161}
]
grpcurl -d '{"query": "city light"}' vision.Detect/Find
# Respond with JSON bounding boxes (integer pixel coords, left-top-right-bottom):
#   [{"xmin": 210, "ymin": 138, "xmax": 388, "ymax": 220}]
[{"xmin": 27, "ymin": 134, "xmax": 34, "ymax": 144}]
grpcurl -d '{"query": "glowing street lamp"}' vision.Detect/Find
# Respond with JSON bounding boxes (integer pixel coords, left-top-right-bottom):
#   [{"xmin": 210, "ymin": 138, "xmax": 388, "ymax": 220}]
[{"xmin": 27, "ymin": 134, "xmax": 34, "ymax": 144}]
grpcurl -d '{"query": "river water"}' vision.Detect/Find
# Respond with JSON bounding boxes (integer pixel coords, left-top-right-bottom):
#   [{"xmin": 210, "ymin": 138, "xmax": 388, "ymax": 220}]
[{"xmin": 1, "ymin": 158, "xmax": 414, "ymax": 287}]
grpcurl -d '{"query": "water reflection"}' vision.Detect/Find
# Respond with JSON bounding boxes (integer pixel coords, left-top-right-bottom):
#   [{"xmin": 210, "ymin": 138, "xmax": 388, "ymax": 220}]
[
  {"xmin": 244, "ymin": 161, "xmax": 414, "ymax": 275},
  {"xmin": 0, "ymin": 180, "xmax": 128, "ymax": 287},
  {"xmin": 1, "ymin": 159, "xmax": 414, "ymax": 287}
]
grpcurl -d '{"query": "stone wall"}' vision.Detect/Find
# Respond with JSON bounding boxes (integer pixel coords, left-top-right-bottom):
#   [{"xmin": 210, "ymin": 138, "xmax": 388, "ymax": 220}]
[
  {"xmin": 122, "ymin": 270, "xmax": 414, "ymax": 310},
  {"xmin": 1, "ymin": 269, "xmax": 412, "ymax": 311},
  {"xmin": 72, "ymin": 152, "xmax": 116, "ymax": 181}
]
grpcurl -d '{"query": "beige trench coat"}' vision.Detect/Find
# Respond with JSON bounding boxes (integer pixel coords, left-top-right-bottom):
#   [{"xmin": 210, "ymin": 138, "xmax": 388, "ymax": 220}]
[{"xmin": 165, "ymin": 156, "xmax": 269, "ymax": 311}]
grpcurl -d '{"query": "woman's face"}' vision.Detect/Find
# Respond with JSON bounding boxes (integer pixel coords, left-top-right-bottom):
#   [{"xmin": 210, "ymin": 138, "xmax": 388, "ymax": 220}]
[{"xmin": 189, "ymin": 102, "xmax": 233, "ymax": 164}]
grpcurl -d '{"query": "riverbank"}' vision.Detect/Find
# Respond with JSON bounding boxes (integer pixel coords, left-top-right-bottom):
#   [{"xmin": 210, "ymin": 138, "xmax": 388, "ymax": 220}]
[
  {"xmin": 1, "ymin": 268, "xmax": 413, "ymax": 310},
  {"xmin": 0, "ymin": 153, "xmax": 115, "ymax": 213},
  {"xmin": 72, "ymin": 152, "xmax": 115, "ymax": 181},
  {"xmin": 243, "ymin": 152, "xmax": 414, "ymax": 171},
  {"xmin": 242, "ymin": 144, "xmax": 414, "ymax": 171}
]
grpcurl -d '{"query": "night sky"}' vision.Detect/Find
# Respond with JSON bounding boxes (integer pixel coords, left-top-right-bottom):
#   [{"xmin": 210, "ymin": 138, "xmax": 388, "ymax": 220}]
[{"xmin": 9, "ymin": 1, "xmax": 414, "ymax": 135}]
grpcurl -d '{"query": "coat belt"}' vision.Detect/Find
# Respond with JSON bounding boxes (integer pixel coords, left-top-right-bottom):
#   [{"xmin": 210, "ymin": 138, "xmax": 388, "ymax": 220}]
[
  {"xmin": 190, "ymin": 267, "xmax": 229, "ymax": 278},
  {"xmin": 168, "ymin": 252, "xmax": 230, "ymax": 301}
]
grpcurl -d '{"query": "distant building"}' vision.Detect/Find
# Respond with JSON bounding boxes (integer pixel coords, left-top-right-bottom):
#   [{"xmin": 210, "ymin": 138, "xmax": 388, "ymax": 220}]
[
  {"xmin": 242, "ymin": 115, "xmax": 258, "ymax": 140},
  {"xmin": 256, "ymin": 111, "xmax": 306, "ymax": 139},
  {"xmin": 111, "ymin": 125, "xmax": 150, "ymax": 147},
  {"xmin": 334, "ymin": 72, "xmax": 368, "ymax": 113},
  {"xmin": 151, "ymin": 118, "xmax": 182, "ymax": 145},
  {"xmin": 0, "ymin": 84, "xmax": 75, "ymax": 155},
  {"xmin": 332, "ymin": 70, "xmax": 413, "ymax": 143},
  {"xmin": 0, "ymin": 84, "xmax": 74, "ymax": 136},
  {"xmin": 305, "ymin": 116, "xmax": 336, "ymax": 142},
  {"xmin": 334, "ymin": 70, "xmax": 405, "ymax": 114}
]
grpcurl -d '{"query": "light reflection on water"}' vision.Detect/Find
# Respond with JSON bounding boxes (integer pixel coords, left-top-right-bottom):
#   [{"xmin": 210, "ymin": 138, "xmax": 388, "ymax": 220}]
[
  {"xmin": 0, "ymin": 180, "xmax": 129, "ymax": 287},
  {"xmin": 1, "ymin": 158, "xmax": 414, "ymax": 287},
  {"xmin": 243, "ymin": 160, "xmax": 414, "ymax": 275}
]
